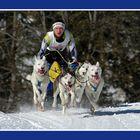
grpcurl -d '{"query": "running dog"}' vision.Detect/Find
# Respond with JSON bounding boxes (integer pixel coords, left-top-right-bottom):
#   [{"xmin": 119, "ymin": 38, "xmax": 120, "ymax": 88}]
[
  {"xmin": 85, "ymin": 62, "xmax": 104, "ymax": 114},
  {"xmin": 74, "ymin": 62, "xmax": 90, "ymax": 104},
  {"xmin": 58, "ymin": 73, "xmax": 75, "ymax": 114},
  {"xmin": 26, "ymin": 56, "xmax": 49, "ymax": 111}
]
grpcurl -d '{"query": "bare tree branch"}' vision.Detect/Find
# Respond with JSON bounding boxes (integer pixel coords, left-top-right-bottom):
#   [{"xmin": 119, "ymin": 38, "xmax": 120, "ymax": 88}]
[{"xmin": 0, "ymin": 30, "xmax": 18, "ymax": 41}]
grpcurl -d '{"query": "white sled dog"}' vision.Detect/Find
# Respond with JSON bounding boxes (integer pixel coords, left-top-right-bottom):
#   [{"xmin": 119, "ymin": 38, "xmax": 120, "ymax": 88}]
[
  {"xmin": 26, "ymin": 56, "xmax": 49, "ymax": 111},
  {"xmin": 74, "ymin": 62, "xmax": 90, "ymax": 104},
  {"xmin": 85, "ymin": 62, "xmax": 104, "ymax": 113},
  {"xmin": 58, "ymin": 73, "xmax": 75, "ymax": 114}
]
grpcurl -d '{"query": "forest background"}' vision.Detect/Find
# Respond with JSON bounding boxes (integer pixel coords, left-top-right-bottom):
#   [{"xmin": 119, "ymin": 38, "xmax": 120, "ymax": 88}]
[{"xmin": 0, "ymin": 11, "xmax": 139, "ymax": 112}]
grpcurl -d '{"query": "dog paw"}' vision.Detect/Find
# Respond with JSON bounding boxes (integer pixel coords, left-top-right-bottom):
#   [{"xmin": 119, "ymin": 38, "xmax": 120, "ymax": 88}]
[
  {"xmin": 76, "ymin": 98, "xmax": 81, "ymax": 103},
  {"xmin": 52, "ymin": 103, "xmax": 57, "ymax": 108},
  {"xmin": 40, "ymin": 107, "xmax": 45, "ymax": 112},
  {"xmin": 90, "ymin": 107, "xmax": 95, "ymax": 115},
  {"xmin": 62, "ymin": 106, "xmax": 66, "ymax": 115},
  {"xmin": 37, "ymin": 105, "xmax": 45, "ymax": 112}
]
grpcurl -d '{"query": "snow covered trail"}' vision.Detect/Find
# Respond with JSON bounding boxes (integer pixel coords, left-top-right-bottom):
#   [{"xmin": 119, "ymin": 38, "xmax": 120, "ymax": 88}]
[{"xmin": 0, "ymin": 102, "xmax": 140, "ymax": 130}]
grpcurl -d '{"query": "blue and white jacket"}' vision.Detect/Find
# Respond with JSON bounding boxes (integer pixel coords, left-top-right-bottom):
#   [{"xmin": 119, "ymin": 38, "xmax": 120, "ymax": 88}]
[{"xmin": 38, "ymin": 30, "xmax": 77, "ymax": 62}]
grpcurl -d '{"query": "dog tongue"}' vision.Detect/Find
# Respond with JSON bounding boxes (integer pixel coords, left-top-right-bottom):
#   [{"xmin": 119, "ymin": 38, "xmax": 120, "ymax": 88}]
[
  {"xmin": 66, "ymin": 84, "xmax": 72, "ymax": 91},
  {"xmin": 38, "ymin": 69, "xmax": 45, "ymax": 74},
  {"xmin": 69, "ymin": 84, "xmax": 72, "ymax": 88},
  {"xmin": 93, "ymin": 76, "xmax": 100, "ymax": 84},
  {"xmin": 94, "ymin": 75, "xmax": 99, "ymax": 80}
]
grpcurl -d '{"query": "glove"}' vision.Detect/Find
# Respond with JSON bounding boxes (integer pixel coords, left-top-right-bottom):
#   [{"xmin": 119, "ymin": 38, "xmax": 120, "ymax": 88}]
[{"xmin": 68, "ymin": 61, "xmax": 79, "ymax": 71}]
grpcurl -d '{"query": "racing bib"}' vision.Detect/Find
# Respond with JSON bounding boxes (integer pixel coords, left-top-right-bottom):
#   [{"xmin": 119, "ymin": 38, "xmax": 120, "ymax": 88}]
[{"xmin": 49, "ymin": 61, "xmax": 61, "ymax": 83}]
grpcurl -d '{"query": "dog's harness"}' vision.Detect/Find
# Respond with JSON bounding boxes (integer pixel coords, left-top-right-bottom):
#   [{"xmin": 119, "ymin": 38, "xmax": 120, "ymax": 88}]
[
  {"xmin": 36, "ymin": 69, "xmax": 48, "ymax": 94},
  {"xmin": 60, "ymin": 78, "xmax": 76, "ymax": 96},
  {"xmin": 75, "ymin": 75, "xmax": 88, "ymax": 90},
  {"xmin": 37, "ymin": 80, "xmax": 42, "ymax": 94},
  {"xmin": 87, "ymin": 75, "xmax": 100, "ymax": 92},
  {"xmin": 73, "ymin": 64, "xmax": 89, "ymax": 85},
  {"xmin": 75, "ymin": 74, "xmax": 88, "ymax": 84}
]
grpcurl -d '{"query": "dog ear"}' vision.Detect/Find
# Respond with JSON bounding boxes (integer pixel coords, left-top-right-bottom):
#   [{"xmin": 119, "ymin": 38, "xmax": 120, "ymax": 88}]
[
  {"xmin": 34, "ymin": 55, "xmax": 37, "ymax": 62},
  {"xmin": 96, "ymin": 62, "xmax": 100, "ymax": 67},
  {"xmin": 87, "ymin": 62, "xmax": 92, "ymax": 67},
  {"xmin": 78, "ymin": 62, "xmax": 82, "ymax": 67},
  {"xmin": 42, "ymin": 56, "xmax": 46, "ymax": 61}
]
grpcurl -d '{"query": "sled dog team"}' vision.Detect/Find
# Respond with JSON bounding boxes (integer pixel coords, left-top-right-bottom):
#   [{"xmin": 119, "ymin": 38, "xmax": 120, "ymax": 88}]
[{"xmin": 26, "ymin": 56, "xmax": 104, "ymax": 114}]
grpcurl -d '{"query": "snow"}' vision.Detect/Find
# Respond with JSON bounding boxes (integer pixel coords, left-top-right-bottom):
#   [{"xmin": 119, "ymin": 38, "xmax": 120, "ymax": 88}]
[{"xmin": 0, "ymin": 102, "xmax": 140, "ymax": 130}]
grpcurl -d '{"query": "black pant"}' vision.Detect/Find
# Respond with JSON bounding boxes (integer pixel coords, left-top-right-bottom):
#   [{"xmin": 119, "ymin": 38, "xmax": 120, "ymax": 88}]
[{"xmin": 46, "ymin": 50, "xmax": 69, "ymax": 68}]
